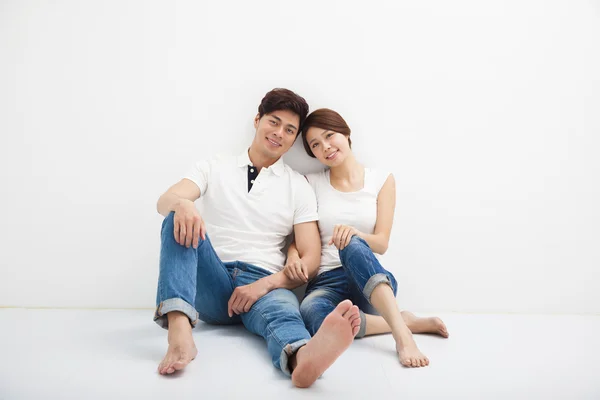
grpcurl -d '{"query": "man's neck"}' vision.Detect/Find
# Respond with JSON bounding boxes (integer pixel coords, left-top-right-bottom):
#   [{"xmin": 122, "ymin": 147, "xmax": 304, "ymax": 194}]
[{"xmin": 247, "ymin": 146, "xmax": 279, "ymax": 172}]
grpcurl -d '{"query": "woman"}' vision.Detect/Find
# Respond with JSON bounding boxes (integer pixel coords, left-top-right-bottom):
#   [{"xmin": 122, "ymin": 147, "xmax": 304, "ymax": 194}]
[{"xmin": 286, "ymin": 108, "xmax": 448, "ymax": 368}]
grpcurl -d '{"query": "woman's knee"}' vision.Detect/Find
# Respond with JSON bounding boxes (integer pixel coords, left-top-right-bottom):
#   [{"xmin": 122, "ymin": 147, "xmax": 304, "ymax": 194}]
[
  {"xmin": 340, "ymin": 235, "xmax": 370, "ymax": 256},
  {"xmin": 299, "ymin": 294, "xmax": 317, "ymax": 320}
]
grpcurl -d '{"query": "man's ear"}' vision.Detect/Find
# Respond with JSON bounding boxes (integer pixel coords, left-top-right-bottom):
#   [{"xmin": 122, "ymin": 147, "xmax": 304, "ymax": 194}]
[{"xmin": 254, "ymin": 113, "xmax": 261, "ymax": 129}]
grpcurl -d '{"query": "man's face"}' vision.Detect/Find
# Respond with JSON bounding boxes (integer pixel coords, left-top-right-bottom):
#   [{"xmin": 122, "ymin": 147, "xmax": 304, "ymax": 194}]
[{"xmin": 252, "ymin": 110, "xmax": 300, "ymax": 160}]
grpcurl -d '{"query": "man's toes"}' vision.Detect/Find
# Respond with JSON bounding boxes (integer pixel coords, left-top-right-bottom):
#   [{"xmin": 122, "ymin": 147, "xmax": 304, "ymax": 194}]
[
  {"xmin": 349, "ymin": 310, "xmax": 361, "ymax": 326},
  {"xmin": 336, "ymin": 299, "xmax": 353, "ymax": 315},
  {"xmin": 352, "ymin": 324, "xmax": 360, "ymax": 337},
  {"xmin": 342, "ymin": 303, "xmax": 358, "ymax": 319}
]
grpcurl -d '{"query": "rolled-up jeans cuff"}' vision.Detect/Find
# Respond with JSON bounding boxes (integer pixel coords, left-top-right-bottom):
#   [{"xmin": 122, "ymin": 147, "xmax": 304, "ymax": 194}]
[
  {"xmin": 363, "ymin": 273, "xmax": 393, "ymax": 303},
  {"xmin": 154, "ymin": 298, "xmax": 199, "ymax": 329},
  {"xmin": 355, "ymin": 309, "xmax": 367, "ymax": 339},
  {"xmin": 280, "ymin": 339, "xmax": 309, "ymax": 376}
]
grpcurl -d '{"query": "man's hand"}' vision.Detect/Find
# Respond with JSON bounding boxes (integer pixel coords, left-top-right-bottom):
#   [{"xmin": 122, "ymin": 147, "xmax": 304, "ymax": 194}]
[
  {"xmin": 227, "ymin": 281, "xmax": 270, "ymax": 317},
  {"xmin": 329, "ymin": 224, "xmax": 359, "ymax": 250},
  {"xmin": 283, "ymin": 252, "xmax": 308, "ymax": 283},
  {"xmin": 173, "ymin": 199, "xmax": 207, "ymax": 248}
]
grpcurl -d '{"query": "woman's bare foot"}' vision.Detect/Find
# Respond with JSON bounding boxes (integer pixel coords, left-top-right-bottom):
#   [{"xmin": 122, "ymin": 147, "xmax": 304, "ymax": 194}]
[
  {"xmin": 396, "ymin": 332, "xmax": 429, "ymax": 368},
  {"xmin": 402, "ymin": 311, "xmax": 449, "ymax": 338},
  {"xmin": 291, "ymin": 300, "xmax": 361, "ymax": 388},
  {"xmin": 158, "ymin": 313, "xmax": 198, "ymax": 375}
]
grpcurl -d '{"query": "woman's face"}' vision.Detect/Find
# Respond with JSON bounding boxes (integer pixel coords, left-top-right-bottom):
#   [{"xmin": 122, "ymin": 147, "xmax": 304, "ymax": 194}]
[{"xmin": 305, "ymin": 127, "xmax": 351, "ymax": 167}]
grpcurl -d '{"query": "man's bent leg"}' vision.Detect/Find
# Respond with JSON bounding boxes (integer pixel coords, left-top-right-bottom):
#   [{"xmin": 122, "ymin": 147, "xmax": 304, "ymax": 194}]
[
  {"xmin": 154, "ymin": 212, "xmax": 237, "ymax": 374},
  {"xmin": 154, "ymin": 212, "xmax": 237, "ymax": 328}
]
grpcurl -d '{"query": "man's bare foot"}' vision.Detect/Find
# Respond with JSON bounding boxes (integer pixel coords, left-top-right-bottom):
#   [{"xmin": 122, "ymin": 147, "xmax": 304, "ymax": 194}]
[
  {"xmin": 158, "ymin": 313, "xmax": 198, "ymax": 375},
  {"xmin": 291, "ymin": 300, "xmax": 361, "ymax": 388},
  {"xmin": 402, "ymin": 311, "xmax": 449, "ymax": 338}
]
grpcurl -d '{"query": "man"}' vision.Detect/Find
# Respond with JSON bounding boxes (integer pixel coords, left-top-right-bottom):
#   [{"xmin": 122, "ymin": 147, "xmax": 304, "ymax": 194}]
[{"xmin": 154, "ymin": 88, "xmax": 361, "ymax": 388}]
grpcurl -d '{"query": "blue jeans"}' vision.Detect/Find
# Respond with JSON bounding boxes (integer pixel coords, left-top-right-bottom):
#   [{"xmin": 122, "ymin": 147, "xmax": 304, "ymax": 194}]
[
  {"xmin": 300, "ymin": 236, "xmax": 398, "ymax": 338},
  {"xmin": 154, "ymin": 212, "xmax": 310, "ymax": 375}
]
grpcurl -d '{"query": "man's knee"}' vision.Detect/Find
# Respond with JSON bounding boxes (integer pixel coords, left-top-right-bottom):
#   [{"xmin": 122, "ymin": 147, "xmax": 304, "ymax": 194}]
[{"xmin": 161, "ymin": 211, "xmax": 176, "ymax": 231}]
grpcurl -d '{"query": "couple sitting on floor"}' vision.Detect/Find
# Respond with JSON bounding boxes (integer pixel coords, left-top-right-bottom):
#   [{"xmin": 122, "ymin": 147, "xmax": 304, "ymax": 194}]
[{"xmin": 153, "ymin": 88, "xmax": 448, "ymax": 388}]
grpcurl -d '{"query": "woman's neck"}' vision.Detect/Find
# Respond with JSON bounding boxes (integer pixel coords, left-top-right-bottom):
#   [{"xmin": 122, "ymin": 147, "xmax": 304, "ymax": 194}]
[{"xmin": 329, "ymin": 154, "xmax": 364, "ymax": 187}]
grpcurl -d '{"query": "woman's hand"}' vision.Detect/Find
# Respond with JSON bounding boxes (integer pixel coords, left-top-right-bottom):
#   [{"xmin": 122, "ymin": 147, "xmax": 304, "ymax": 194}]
[{"xmin": 329, "ymin": 224, "xmax": 360, "ymax": 250}]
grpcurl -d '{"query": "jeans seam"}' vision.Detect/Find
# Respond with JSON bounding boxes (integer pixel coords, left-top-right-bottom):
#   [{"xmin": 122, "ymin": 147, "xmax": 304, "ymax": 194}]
[
  {"xmin": 253, "ymin": 305, "xmax": 288, "ymax": 351},
  {"xmin": 197, "ymin": 310, "xmax": 228, "ymax": 325}
]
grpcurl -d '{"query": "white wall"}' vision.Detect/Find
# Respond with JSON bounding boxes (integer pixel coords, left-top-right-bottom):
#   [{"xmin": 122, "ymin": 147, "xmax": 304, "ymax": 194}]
[{"xmin": 1, "ymin": 0, "xmax": 599, "ymax": 314}]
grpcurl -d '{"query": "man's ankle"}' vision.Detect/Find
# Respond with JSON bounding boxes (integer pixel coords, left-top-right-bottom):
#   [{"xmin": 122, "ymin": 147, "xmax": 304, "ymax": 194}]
[{"xmin": 167, "ymin": 311, "xmax": 191, "ymax": 328}]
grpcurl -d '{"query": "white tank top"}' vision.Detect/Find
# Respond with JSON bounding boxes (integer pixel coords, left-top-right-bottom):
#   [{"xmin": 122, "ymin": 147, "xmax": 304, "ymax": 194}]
[{"xmin": 305, "ymin": 168, "xmax": 391, "ymax": 274}]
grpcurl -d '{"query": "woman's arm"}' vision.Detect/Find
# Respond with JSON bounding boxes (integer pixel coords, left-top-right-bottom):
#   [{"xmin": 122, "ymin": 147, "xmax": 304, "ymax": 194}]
[{"xmin": 355, "ymin": 174, "xmax": 396, "ymax": 254}]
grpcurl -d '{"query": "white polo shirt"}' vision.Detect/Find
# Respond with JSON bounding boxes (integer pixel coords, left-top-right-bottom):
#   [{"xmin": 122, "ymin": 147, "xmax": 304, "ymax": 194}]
[{"xmin": 184, "ymin": 150, "xmax": 318, "ymax": 274}]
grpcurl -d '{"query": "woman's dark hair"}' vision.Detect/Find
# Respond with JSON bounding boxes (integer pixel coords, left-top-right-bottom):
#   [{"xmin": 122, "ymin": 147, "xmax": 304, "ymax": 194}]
[{"xmin": 301, "ymin": 108, "xmax": 351, "ymax": 158}]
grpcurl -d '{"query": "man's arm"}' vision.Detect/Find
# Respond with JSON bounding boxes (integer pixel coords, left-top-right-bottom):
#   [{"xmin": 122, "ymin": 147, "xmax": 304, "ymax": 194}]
[
  {"xmin": 263, "ymin": 221, "xmax": 321, "ymax": 290},
  {"xmin": 157, "ymin": 178, "xmax": 206, "ymax": 248},
  {"xmin": 156, "ymin": 178, "xmax": 201, "ymax": 217},
  {"xmin": 227, "ymin": 222, "xmax": 321, "ymax": 316}
]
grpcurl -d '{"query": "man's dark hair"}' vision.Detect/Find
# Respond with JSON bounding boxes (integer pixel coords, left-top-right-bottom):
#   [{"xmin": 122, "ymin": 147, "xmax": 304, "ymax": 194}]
[{"xmin": 258, "ymin": 88, "xmax": 310, "ymax": 131}]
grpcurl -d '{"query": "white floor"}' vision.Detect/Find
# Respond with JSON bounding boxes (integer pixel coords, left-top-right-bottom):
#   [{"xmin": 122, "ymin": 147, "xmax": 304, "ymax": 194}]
[{"xmin": 1, "ymin": 309, "xmax": 599, "ymax": 400}]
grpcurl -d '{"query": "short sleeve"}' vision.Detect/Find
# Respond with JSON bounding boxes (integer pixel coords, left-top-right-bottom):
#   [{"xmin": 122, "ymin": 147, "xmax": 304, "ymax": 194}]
[
  {"xmin": 304, "ymin": 172, "xmax": 319, "ymax": 191},
  {"xmin": 184, "ymin": 159, "xmax": 212, "ymax": 195},
  {"xmin": 293, "ymin": 174, "xmax": 318, "ymax": 225}
]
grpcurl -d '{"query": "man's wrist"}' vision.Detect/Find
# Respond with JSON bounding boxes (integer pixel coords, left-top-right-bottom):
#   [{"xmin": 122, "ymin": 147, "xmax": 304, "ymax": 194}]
[{"xmin": 261, "ymin": 274, "xmax": 279, "ymax": 292}]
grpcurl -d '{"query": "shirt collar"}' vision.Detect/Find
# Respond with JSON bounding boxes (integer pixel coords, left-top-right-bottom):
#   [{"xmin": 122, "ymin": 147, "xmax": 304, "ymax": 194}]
[{"xmin": 236, "ymin": 149, "xmax": 285, "ymax": 176}]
